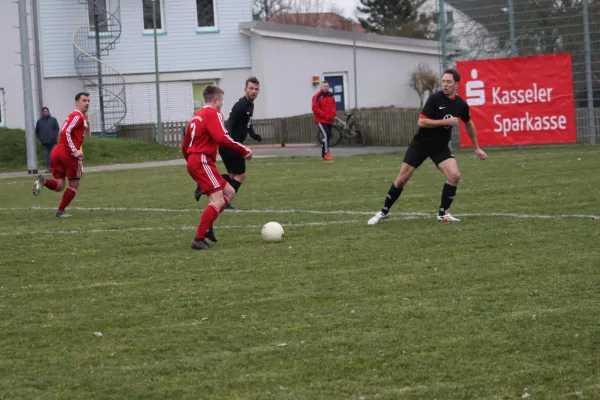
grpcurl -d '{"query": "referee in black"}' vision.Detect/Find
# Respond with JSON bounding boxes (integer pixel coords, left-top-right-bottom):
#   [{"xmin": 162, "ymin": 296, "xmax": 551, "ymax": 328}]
[{"xmin": 194, "ymin": 77, "xmax": 262, "ymax": 210}]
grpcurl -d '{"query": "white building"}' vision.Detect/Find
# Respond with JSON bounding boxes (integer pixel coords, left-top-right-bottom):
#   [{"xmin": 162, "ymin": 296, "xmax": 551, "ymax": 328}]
[{"xmin": 0, "ymin": 0, "xmax": 440, "ymax": 133}]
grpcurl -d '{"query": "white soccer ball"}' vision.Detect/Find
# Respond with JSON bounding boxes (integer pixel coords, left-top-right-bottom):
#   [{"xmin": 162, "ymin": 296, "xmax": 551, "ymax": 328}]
[{"xmin": 261, "ymin": 221, "xmax": 284, "ymax": 243}]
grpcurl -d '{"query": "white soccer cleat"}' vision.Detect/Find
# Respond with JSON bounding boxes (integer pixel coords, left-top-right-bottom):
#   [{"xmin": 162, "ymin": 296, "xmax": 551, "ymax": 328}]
[
  {"xmin": 32, "ymin": 175, "xmax": 45, "ymax": 196},
  {"xmin": 368, "ymin": 211, "xmax": 390, "ymax": 225},
  {"xmin": 437, "ymin": 213, "xmax": 460, "ymax": 222}
]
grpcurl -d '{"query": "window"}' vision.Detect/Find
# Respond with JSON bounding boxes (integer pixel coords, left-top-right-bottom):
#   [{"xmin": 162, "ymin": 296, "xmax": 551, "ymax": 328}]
[
  {"xmin": 143, "ymin": 0, "xmax": 165, "ymax": 32},
  {"xmin": 192, "ymin": 81, "xmax": 216, "ymax": 112},
  {"xmin": 88, "ymin": 0, "xmax": 109, "ymax": 33},
  {"xmin": 0, "ymin": 88, "xmax": 4, "ymax": 127},
  {"xmin": 196, "ymin": 0, "xmax": 218, "ymax": 32}
]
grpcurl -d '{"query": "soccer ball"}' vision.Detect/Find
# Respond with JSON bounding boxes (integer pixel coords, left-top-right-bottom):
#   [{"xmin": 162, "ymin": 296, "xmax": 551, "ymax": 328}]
[{"xmin": 261, "ymin": 222, "xmax": 284, "ymax": 243}]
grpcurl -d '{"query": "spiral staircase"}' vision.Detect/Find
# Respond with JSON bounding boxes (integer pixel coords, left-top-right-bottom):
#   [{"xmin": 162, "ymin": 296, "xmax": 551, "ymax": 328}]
[{"xmin": 72, "ymin": 0, "xmax": 127, "ymax": 136}]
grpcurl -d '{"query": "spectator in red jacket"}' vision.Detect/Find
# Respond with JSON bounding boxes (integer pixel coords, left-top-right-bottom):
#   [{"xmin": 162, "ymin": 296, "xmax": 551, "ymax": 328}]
[{"xmin": 312, "ymin": 81, "xmax": 337, "ymax": 161}]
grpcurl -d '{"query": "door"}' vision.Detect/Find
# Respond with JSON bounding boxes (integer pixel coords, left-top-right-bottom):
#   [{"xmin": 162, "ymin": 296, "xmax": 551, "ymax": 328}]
[
  {"xmin": 324, "ymin": 75, "xmax": 345, "ymax": 111},
  {"xmin": 192, "ymin": 82, "xmax": 214, "ymax": 112}
]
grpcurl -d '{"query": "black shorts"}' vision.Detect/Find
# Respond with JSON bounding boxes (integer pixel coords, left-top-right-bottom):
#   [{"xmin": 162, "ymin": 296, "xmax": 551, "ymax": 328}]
[
  {"xmin": 218, "ymin": 146, "xmax": 246, "ymax": 175},
  {"xmin": 403, "ymin": 143, "xmax": 454, "ymax": 168}
]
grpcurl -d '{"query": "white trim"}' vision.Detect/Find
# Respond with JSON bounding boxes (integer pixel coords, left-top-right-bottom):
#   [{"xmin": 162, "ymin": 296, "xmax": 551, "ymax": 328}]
[
  {"xmin": 201, "ymin": 154, "xmax": 220, "ymax": 188},
  {"xmin": 0, "ymin": 88, "xmax": 5, "ymax": 127},
  {"xmin": 323, "ymin": 72, "xmax": 349, "ymax": 111},
  {"xmin": 122, "ymin": 71, "xmax": 223, "ymax": 84},
  {"xmin": 142, "ymin": 0, "xmax": 166, "ymax": 33},
  {"xmin": 245, "ymin": 28, "xmax": 439, "ymax": 55},
  {"xmin": 196, "ymin": 0, "xmax": 219, "ymax": 31}
]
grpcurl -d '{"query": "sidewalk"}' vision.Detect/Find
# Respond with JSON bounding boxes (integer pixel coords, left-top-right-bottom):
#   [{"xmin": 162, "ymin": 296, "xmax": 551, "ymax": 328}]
[{"xmin": 0, "ymin": 144, "xmax": 405, "ymax": 180}]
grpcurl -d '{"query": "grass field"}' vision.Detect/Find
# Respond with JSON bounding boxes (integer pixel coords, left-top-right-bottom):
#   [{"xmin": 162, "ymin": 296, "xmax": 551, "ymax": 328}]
[
  {"xmin": 0, "ymin": 129, "xmax": 181, "ymax": 172},
  {"xmin": 1, "ymin": 146, "xmax": 599, "ymax": 399}
]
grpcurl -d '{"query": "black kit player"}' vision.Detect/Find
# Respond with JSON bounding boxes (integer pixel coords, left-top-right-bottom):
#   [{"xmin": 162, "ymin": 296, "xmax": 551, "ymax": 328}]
[
  {"xmin": 368, "ymin": 68, "xmax": 487, "ymax": 225},
  {"xmin": 194, "ymin": 77, "xmax": 262, "ymax": 210}
]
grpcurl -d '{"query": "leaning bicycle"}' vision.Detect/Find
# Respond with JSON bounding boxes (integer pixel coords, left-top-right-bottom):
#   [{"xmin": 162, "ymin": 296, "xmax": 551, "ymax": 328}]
[{"xmin": 316, "ymin": 111, "xmax": 368, "ymax": 147}]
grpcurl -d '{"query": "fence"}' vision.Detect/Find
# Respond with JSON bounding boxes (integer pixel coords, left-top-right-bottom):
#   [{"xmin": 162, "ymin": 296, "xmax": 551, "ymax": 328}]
[
  {"xmin": 438, "ymin": 0, "xmax": 600, "ymax": 145},
  {"xmin": 117, "ymin": 109, "xmax": 423, "ymax": 147},
  {"xmin": 117, "ymin": 107, "xmax": 600, "ymax": 149}
]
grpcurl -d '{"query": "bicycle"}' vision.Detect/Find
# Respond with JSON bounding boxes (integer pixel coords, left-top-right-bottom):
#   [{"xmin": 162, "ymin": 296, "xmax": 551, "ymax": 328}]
[{"xmin": 316, "ymin": 111, "xmax": 368, "ymax": 147}]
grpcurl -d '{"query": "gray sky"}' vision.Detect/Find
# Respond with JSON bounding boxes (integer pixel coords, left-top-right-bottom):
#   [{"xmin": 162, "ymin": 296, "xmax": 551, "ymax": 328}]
[{"xmin": 326, "ymin": 0, "xmax": 359, "ymax": 18}]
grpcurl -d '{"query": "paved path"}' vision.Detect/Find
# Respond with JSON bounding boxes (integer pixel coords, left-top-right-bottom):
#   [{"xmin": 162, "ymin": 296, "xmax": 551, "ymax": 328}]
[{"xmin": 0, "ymin": 144, "xmax": 406, "ymax": 180}]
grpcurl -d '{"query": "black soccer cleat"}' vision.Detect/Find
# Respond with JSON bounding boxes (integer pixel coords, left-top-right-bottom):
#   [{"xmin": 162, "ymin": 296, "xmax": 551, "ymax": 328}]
[
  {"xmin": 55, "ymin": 210, "xmax": 71, "ymax": 218},
  {"xmin": 191, "ymin": 238, "xmax": 213, "ymax": 250},
  {"xmin": 194, "ymin": 185, "xmax": 202, "ymax": 202},
  {"xmin": 224, "ymin": 204, "xmax": 237, "ymax": 211},
  {"xmin": 206, "ymin": 227, "xmax": 217, "ymax": 243}
]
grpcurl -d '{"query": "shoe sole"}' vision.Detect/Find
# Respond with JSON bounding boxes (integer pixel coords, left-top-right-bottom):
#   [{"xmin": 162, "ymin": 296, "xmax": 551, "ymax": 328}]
[
  {"xmin": 437, "ymin": 217, "xmax": 460, "ymax": 222},
  {"xmin": 191, "ymin": 241, "xmax": 213, "ymax": 250},
  {"xmin": 32, "ymin": 178, "xmax": 43, "ymax": 196},
  {"xmin": 368, "ymin": 214, "xmax": 390, "ymax": 225}
]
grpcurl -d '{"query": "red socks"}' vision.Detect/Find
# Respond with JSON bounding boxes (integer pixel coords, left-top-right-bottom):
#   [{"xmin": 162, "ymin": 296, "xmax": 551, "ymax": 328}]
[
  {"xmin": 44, "ymin": 179, "xmax": 60, "ymax": 191},
  {"xmin": 196, "ymin": 204, "xmax": 219, "ymax": 240},
  {"xmin": 58, "ymin": 186, "xmax": 77, "ymax": 212},
  {"xmin": 195, "ymin": 196, "xmax": 231, "ymax": 240}
]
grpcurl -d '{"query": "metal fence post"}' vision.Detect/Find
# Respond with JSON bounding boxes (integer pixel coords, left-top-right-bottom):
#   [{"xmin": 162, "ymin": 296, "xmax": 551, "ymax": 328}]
[
  {"xmin": 438, "ymin": 0, "xmax": 448, "ymax": 71},
  {"xmin": 279, "ymin": 118, "xmax": 287, "ymax": 147},
  {"xmin": 583, "ymin": 0, "xmax": 596, "ymax": 145},
  {"xmin": 507, "ymin": 0, "xmax": 518, "ymax": 56},
  {"xmin": 18, "ymin": 0, "xmax": 38, "ymax": 174}
]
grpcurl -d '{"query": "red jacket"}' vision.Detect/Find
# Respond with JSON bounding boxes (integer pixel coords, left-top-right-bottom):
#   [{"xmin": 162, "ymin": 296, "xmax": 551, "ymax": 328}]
[
  {"xmin": 182, "ymin": 106, "xmax": 251, "ymax": 162},
  {"xmin": 312, "ymin": 90, "xmax": 337, "ymax": 124}
]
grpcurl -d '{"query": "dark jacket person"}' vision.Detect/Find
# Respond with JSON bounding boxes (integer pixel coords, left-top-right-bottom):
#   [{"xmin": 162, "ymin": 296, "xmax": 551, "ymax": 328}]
[{"xmin": 35, "ymin": 107, "xmax": 60, "ymax": 171}]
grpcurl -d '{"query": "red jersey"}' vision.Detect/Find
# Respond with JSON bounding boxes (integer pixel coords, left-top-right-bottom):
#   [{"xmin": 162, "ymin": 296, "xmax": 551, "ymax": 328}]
[
  {"xmin": 59, "ymin": 110, "xmax": 87, "ymax": 153},
  {"xmin": 182, "ymin": 106, "xmax": 251, "ymax": 162}
]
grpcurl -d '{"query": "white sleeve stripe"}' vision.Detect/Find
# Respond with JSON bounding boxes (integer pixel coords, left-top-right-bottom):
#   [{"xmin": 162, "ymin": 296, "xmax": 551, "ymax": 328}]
[
  {"xmin": 223, "ymin": 133, "xmax": 250, "ymax": 152},
  {"xmin": 217, "ymin": 113, "xmax": 228, "ymax": 134},
  {"xmin": 65, "ymin": 116, "xmax": 80, "ymax": 152}
]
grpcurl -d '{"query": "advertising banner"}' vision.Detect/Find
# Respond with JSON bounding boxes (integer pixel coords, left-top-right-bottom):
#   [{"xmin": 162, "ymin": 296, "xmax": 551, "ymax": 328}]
[{"xmin": 456, "ymin": 53, "xmax": 576, "ymax": 146}]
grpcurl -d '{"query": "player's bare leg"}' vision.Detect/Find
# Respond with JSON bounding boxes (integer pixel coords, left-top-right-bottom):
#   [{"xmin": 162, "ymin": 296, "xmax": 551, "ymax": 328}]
[
  {"xmin": 55, "ymin": 178, "xmax": 80, "ymax": 218},
  {"xmin": 368, "ymin": 163, "xmax": 416, "ymax": 225},
  {"xmin": 192, "ymin": 184, "xmax": 236, "ymax": 250},
  {"xmin": 436, "ymin": 158, "xmax": 461, "ymax": 222},
  {"xmin": 223, "ymin": 172, "xmax": 245, "ymax": 210},
  {"xmin": 195, "ymin": 173, "xmax": 244, "ymax": 207}
]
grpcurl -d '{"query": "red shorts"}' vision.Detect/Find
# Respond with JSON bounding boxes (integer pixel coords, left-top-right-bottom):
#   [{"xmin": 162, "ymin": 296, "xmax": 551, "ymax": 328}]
[
  {"xmin": 50, "ymin": 146, "xmax": 83, "ymax": 180},
  {"xmin": 187, "ymin": 153, "xmax": 226, "ymax": 196}
]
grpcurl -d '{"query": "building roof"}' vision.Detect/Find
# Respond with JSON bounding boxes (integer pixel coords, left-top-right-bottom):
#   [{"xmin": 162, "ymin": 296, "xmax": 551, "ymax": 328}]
[
  {"xmin": 268, "ymin": 12, "xmax": 369, "ymax": 34},
  {"xmin": 239, "ymin": 21, "xmax": 439, "ymax": 56}
]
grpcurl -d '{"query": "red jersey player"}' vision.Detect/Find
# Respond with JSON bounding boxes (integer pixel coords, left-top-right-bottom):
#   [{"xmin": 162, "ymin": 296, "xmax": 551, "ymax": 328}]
[
  {"xmin": 32, "ymin": 92, "xmax": 89, "ymax": 217},
  {"xmin": 183, "ymin": 85, "xmax": 252, "ymax": 250}
]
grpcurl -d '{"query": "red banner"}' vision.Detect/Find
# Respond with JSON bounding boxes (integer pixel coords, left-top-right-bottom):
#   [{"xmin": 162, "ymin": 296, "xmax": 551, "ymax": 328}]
[{"xmin": 456, "ymin": 53, "xmax": 576, "ymax": 147}]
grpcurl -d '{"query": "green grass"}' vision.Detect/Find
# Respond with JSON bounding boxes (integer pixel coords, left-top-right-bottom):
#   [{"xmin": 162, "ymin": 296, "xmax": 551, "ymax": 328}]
[
  {"xmin": 0, "ymin": 128, "xmax": 181, "ymax": 172},
  {"xmin": 1, "ymin": 146, "xmax": 600, "ymax": 399}
]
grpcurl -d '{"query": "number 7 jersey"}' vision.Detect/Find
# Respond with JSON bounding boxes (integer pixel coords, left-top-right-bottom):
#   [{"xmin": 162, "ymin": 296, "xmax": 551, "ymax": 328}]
[{"xmin": 182, "ymin": 106, "xmax": 251, "ymax": 162}]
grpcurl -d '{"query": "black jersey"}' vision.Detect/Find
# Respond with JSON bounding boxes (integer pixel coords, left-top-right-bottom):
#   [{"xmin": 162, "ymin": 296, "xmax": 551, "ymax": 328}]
[
  {"xmin": 226, "ymin": 96, "xmax": 255, "ymax": 143},
  {"xmin": 412, "ymin": 91, "xmax": 470, "ymax": 148}
]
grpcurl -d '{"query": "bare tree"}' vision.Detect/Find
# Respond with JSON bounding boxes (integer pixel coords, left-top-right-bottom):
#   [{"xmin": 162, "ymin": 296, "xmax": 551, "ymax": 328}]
[
  {"xmin": 409, "ymin": 64, "xmax": 440, "ymax": 107},
  {"xmin": 253, "ymin": 0, "xmax": 292, "ymax": 21},
  {"xmin": 281, "ymin": 0, "xmax": 346, "ymax": 28}
]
